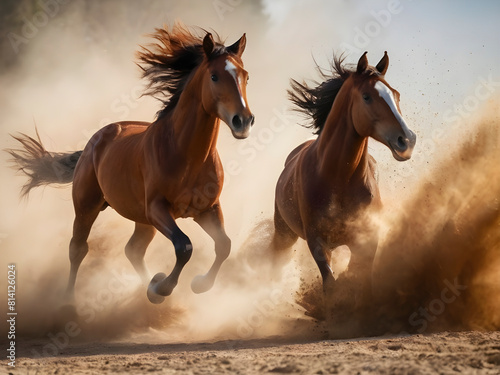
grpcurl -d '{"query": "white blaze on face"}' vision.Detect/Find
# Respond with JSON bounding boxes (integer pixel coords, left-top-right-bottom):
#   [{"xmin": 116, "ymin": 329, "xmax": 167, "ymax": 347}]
[
  {"xmin": 374, "ymin": 81, "xmax": 410, "ymax": 134},
  {"xmin": 225, "ymin": 58, "xmax": 246, "ymax": 108}
]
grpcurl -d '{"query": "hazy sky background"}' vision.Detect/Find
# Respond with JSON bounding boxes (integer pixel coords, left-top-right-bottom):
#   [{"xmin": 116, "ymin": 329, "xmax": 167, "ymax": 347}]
[{"xmin": 1, "ymin": 0, "xmax": 499, "ymax": 239}]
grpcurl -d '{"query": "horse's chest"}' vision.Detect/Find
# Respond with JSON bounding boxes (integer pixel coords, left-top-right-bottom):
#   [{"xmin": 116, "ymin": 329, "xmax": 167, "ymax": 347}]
[
  {"xmin": 171, "ymin": 169, "xmax": 223, "ymax": 218},
  {"xmin": 313, "ymin": 185, "xmax": 377, "ymax": 241},
  {"xmin": 320, "ymin": 183, "xmax": 374, "ymax": 213}
]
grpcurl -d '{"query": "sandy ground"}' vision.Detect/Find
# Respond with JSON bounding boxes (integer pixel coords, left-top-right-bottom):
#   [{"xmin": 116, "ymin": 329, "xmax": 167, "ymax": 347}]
[{"xmin": 7, "ymin": 331, "xmax": 500, "ymax": 374}]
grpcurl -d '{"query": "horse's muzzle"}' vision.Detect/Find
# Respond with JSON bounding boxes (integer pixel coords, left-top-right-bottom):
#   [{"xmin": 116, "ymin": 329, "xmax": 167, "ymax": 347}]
[
  {"xmin": 390, "ymin": 130, "xmax": 417, "ymax": 161},
  {"xmin": 230, "ymin": 113, "xmax": 255, "ymax": 139}
]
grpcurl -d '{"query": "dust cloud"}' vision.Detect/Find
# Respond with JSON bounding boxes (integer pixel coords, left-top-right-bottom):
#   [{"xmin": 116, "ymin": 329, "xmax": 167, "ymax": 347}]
[
  {"xmin": 0, "ymin": 0, "xmax": 499, "ymax": 351},
  {"xmin": 371, "ymin": 103, "xmax": 500, "ymax": 334},
  {"xmin": 295, "ymin": 103, "xmax": 500, "ymax": 337}
]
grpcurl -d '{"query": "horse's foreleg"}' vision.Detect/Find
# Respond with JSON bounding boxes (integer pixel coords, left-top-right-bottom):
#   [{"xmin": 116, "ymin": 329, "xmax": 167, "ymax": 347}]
[
  {"xmin": 146, "ymin": 198, "xmax": 192, "ymax": 304},
  {"xmin": 336, "ymin": 240, "xmax": 378, "ymax": 335},
  {"xmin": 125, "ymin": 223, "xmax": 156, "ymax": 284},
  {"xmin": 66, "ymin": 159, "xmax": 105, "ymax": 302},
  {"xmin": 192, "ymin": 203, "xmax": 230, "ymax": 294},
  {"xmin": 306, "ymin": 236, "xmax": 335, "ymax": 293},
  {"xmin": 305, "ymin": 235, "xmax": 338, "ymax": 323}
]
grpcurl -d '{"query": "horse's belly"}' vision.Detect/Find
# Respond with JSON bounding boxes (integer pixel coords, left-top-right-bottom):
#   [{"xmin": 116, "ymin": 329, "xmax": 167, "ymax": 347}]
[{"xmin": 99, "ymin": 175, "xmax": 148, "ymax": 222}]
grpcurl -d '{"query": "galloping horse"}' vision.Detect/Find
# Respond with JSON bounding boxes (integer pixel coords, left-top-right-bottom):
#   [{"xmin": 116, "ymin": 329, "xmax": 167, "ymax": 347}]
[
  {"xmin": 9, "ymin": 25, "xmax": 254, "ymax": 304},
  {"xmin": 272, "ymin": 52, "xmax": 416, "ymax": 313}
]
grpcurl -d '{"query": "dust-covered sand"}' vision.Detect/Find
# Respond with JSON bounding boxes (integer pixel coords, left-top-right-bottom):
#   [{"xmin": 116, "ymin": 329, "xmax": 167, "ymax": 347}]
[{"xmin": 11, "ymin": 331, "xmax": 500, "ymax": 374}]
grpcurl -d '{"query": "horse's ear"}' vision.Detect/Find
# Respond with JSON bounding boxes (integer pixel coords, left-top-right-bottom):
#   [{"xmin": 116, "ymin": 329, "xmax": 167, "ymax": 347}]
[
  {"xmin": 357, "ymin": 51, "xmax": 369, "ymax": 74},
  {"xmin": 203, "ymin": 33, "xmax": 215, "ymax": 57},
  {"xmin": 376, "ymin": 51, "xmax": 389, "ymax": 75},
  {"xmin": 227, "ymin": 33, "xmax": 246, "ymax": 57}
]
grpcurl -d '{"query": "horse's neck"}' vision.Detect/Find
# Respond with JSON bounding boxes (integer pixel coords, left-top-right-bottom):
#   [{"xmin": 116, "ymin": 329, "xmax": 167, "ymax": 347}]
[
  {"xmin": 149, "ymin": 78, "xmax": 220, "ymax": 166},
  {"xmin": 314, "ymin": 86, "xmax": 369, "ymax": 187},
  {"xmin": 173, "ymin": 89, "xmax": 220, "ymax": 162}
]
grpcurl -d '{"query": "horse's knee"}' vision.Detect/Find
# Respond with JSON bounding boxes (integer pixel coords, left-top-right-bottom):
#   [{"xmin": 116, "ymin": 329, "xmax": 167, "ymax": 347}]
[
  {"xmin": 176, "ymin": 243, "xmax": 192, "ymax": 264},
  {"xmin": 217, "ymin": 235, "xmax": 231, "ymax": 260},
  {"xmin": 172, "ymin": 233, "xmax": 193, "ymax": 265}
]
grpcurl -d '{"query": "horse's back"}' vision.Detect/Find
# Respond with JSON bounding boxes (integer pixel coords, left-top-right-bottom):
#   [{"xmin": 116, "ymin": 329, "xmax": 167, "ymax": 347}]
[
  {"xmin": 98, "ymin": 121, "xmax": 150, "ymax": 143},
  {"xmin": 83, "ymin": 121, "xmax": 150, "ymax": 160}
]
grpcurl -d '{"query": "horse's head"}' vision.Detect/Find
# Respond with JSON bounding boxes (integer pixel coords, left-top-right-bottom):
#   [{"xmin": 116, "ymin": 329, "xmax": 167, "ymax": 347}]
[
  {"xmin": 201, "ymin": 33, "xmax": 254, "ymax": 139},
  {"xmin": 351, "ymin": 52, "xmax": 416, "ymax": 161}
]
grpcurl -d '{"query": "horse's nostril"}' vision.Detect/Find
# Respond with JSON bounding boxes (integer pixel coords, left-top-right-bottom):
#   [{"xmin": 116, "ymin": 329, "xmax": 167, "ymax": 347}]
[
  {"xmin": 232, "ymin": 115, "xmax": 242, "ymax": 128},
  {"xmin": 250, "ymin": 114, "xmax": 255, "ymax": 126},
  {"xmin": 397, "ymin": 136, "xmax": 408, "ymax": 151}
]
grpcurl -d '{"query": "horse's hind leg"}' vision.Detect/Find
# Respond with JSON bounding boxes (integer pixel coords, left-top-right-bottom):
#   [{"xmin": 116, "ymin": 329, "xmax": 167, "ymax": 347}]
[
  {"xmin": 125, "ymin": 223, "xmax": 156, "ymax": 284},
  {"xmin": 66, "ymin": 158, "xmax": 105, "ymax": 301},
  {"xmin": 66, "ymin": 201, "xmax": 103, "ymax": 301}
]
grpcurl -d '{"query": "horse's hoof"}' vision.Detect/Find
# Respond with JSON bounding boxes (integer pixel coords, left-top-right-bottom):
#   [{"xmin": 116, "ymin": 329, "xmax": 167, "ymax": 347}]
[
  {"xmin": 191, "ymin": 274, "xmax": 213, "ymax": 294},
  {"xmin": 147, "ymin": 272, "xmax": 166, "ymax": 304}
]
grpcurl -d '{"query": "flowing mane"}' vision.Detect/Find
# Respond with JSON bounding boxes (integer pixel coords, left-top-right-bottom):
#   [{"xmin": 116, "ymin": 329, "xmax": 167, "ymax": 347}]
[
  {"xmin": 288, "ymin": 54, "xmax": 379, "ymax": 134},
  {"xmin": 137, "ymin": 24, "xmax": 226, "ymax": 119}
]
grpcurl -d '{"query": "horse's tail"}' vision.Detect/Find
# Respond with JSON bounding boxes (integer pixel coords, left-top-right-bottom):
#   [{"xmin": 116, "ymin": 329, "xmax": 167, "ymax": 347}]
[{"xmin": 6, "ymin": 129, "xmax": 83, "ymax": 197}]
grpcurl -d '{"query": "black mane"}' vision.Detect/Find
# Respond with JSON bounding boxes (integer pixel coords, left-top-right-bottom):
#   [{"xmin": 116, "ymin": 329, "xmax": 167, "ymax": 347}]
[
  {"xmin": 288, "ymin": 54, "xmax": 376, "ymax": 134},
  {"xmin": 137, "ymin": 24, "xmax": 226, "ymax": 119}
]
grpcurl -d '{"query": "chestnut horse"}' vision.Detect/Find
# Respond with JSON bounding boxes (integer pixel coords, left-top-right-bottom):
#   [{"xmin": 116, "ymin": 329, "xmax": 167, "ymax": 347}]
[
  {"xmin": 9, "ymin": 26, "xmax": 254, "ymax": 304},
  {"xmin": 272, "ymin": 52, "xmax": 416, "ymax": 314}
]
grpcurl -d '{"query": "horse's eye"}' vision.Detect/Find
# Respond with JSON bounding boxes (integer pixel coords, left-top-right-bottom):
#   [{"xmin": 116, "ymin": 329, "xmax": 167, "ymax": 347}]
[
  {"xmin": 211, "ymin": 74, "xmax": 218, "ymax": 82},
  {"xmin": 362, "ymin": 93, "xmax": 371, "ymax": 102}
]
